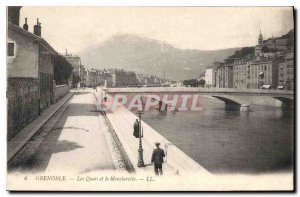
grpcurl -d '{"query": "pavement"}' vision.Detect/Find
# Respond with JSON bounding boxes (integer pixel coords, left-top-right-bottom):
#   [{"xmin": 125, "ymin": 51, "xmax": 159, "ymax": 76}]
[
  {"xmin": 42, "ymin": 90, "xmax": 118, "ymax": 173},
  {"xmin": 8, "ymin": 87, "xmax": 210, "ymax": 177},
  {"xmin": 7, "ymin": 92, "xmax": 74, "ymax": 163},
  {"xmin": 8, "ymin": 89, "xmax": 128, "ymax": 174}
]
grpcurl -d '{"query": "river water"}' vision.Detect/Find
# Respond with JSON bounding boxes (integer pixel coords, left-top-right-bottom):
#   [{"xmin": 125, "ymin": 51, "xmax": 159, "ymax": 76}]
[{"xmin": 142, "ymin": 97, "xmax": 294, "ymax": 174}]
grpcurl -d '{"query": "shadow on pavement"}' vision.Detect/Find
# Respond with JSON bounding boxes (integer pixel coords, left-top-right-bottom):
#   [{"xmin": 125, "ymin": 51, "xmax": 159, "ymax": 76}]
[
  {"xmin": 8, "ymin": 99, "xmax": 102, "ymax": 173},
  {"xmin": 51, "ymin": 140, "xmax": 84, "ymax": 153},
  {"xmin": 65, "ymin": 103, "xmax": 104, "ymax": 116}
]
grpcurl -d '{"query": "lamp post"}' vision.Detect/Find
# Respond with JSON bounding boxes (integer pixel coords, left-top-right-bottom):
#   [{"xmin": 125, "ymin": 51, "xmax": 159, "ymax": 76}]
[{"xmin": 137, "ymin": 110, "xmax": 145, "ymax": 167}]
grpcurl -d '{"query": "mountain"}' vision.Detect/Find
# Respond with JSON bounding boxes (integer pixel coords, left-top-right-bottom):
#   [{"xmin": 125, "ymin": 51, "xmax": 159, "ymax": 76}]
[{"xmin": 78, "ymin": 34, "xmax": 240, "ymax": 80}]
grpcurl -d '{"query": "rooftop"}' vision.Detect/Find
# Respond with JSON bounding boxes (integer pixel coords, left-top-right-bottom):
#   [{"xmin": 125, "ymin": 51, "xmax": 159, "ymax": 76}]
[{"xmin": 8, "ymin": 22, "xmax": 58, "ymax": 55}]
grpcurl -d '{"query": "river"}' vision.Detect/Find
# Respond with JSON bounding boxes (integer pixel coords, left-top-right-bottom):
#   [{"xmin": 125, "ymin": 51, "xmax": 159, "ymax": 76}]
[{"xmin": 142, "ymin": 96, "xmax": 294, "ymax": 174}]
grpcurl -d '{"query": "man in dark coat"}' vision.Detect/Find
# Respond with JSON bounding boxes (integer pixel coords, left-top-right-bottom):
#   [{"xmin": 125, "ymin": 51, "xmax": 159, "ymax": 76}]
[
  {"xmin": 133, "ymin": 119, "xmax": 139, "ymax": 138},
  {"xmin": 151, "ymin": 142, "xmax": 165, "ymax": 176}
]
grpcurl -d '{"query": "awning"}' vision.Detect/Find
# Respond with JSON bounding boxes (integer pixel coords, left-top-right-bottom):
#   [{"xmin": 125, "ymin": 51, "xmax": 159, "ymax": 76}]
[{"xmin": 262, "ymin": 85, "xmax": 271, "ymax": 89}]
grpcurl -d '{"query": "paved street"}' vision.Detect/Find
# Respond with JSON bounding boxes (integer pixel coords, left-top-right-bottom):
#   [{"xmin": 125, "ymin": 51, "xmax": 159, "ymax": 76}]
[{"xmin": 8, "ymin": 89, "xmax": 126, "ymax": 174}]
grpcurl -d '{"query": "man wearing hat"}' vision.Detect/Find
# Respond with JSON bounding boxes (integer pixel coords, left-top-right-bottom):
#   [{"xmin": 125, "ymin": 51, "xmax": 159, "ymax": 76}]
[
  {"xmin": 151, "ymin": 142, "xmax": 165, "ymax": 176},
  {"xmin": 133, "ymin": 119, "xmax": 139, "ymax": 138}
]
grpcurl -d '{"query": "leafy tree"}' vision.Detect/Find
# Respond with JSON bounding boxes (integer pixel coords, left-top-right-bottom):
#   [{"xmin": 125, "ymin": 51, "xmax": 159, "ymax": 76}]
[
  {"xmin": 228, "ymin": 47, "xmax": 255, "ymax": 59},
  {"xmin": 183, "ymin": 79, "xmax": 199, "ymax": 87},
  {"xmin": 72, "ymin": 74, "xmax": 81, "ymax": 86},
  {"xmin": 198, "ymin": 79, "xmax": 205, "ymax": 87},
  {"xmin": 286, "ymin": 29, "xmax": 294, "ymax": 50},
  {"xmin": 261, "ymin": 46, "xmax": 279, "ymax": 53},
  {"xmin": 54, "ymin": 55, "xmax": 73, "ymax": 85}
]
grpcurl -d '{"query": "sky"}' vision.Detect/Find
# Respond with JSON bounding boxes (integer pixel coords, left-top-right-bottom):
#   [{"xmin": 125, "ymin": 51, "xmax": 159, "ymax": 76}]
[{"xmin": 20, "ymin": 7, "xmax": 294, "ymax": 54}]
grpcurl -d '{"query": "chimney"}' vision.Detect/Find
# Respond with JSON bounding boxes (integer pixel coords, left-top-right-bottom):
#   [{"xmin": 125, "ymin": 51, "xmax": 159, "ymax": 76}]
[
  {"xmin": 23, "ymin": 18, "xmax": 28, "ymax": 31},
  {"xmin": 7, "ymin": 6, "xmax": 22, "ymax": 26},
  {"xmin": 33, "ymin": 18, "xmax": 41, "ymax": 37}
]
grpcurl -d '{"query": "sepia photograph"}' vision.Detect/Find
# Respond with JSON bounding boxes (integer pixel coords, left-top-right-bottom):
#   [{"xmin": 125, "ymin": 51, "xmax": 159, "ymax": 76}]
[{"xmin": 5, "ymin": 6, "xmax": 295, "ymax": 191}]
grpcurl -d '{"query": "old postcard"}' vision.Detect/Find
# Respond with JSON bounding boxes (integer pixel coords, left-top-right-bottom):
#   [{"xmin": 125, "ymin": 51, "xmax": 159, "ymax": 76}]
[{"xmin": 6, "ymin": 6, "xmax": 294, "ymax": 191}]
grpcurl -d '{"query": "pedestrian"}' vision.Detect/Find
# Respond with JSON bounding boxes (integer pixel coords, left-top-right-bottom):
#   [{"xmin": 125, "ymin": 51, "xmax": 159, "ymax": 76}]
[
  {"xmin": 151, "ymin": 142, "xmax": 165, "ymax": 176},
  {"xmin": 103, "ymin": 92, "xmax": 107, "ymax": 102},
  {"xmin": 133, "ymin": 119, "xmax": 139, "ymax": 138}
]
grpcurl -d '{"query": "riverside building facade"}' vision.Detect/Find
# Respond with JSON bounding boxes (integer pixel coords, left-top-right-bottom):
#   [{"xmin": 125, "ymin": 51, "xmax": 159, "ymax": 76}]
[{"xmin": 206, "ymin": 29, "xmax": 294, "ymax": 90}]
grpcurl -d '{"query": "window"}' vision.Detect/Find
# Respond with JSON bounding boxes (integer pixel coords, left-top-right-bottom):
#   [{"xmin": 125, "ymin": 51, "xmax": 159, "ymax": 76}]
[{"xmin": 7, "ymin": 42, "xmax": 15, "ymax": 57}]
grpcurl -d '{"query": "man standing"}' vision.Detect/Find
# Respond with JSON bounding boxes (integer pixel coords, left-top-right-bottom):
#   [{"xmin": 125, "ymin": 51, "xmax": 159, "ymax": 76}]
[
  {"xmin": 133, "ymin": 119, "xmax": 139, "ymax": 138},
  {"xmin": 151, "ymin": 142, "xmax": 165, "ymax": 176}
]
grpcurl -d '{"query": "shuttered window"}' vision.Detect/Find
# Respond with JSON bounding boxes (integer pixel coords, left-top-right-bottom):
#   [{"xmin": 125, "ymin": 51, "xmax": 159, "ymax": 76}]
[{"xmin": 7, "ymin": 42, "xmax": 15, "ymax": 57}]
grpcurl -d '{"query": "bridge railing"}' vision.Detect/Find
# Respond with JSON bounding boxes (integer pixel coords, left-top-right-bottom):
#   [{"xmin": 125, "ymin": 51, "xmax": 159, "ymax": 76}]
[{"xmin": 106, "ymin": 87, "xmax": 294, "ymax": 95}]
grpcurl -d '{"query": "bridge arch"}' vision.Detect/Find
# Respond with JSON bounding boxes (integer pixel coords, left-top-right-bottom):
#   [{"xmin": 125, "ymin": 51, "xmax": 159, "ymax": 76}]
[
  {"xmin": 211, "ymin": 96, "xmax": 242, "ymax": 111},
  {"xmin": 273, "ymin": 97, "xmax": 294, "ymax": 109}
]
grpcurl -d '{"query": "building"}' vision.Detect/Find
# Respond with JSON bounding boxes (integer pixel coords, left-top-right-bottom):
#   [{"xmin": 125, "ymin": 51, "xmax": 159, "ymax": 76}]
[
  {"xmin": 87, "ymin": 68, "xmax": 114, "ymax": 87},
  {"xmin": 79, "ymin": 65, "xmax": 87, "ymax": 87},
  {"xmin": 248, "ymin": 30, "xmax": 292, "ymax": 89},
  {"xmin": 255, "ymin": 30, "xmax": 264, "ymax": 57},
  {"xmin": 100, "ymin": 69, "xmax": 113, "ymax": 87},
  {"xmin": 86, "ymin": 69, "xmax": 98, "ymax": 87},
  {"xmin": 250, "ymin": 30, "xmax": 294, "ymax": 89},
  {"xmin": 255, "ymin": 29, "xmax": 292, "ymax": 55},
  {"xmin": 64, "ymin": 50, "xmax": 81, "ymax": 87},
  {"xmin": 278, "ymin": 52, "xmax": 294, "ymax": 90},
  {"xmin": 248, "ymin": 56, "xmax": 280, "ymax": 89},
  {"xmin": 136, "ymin": 73, "xmax": 163, "ymax": 87},
  {"xmin": 64, "ymin": 49, "xmax": 80, "ymax": 74},
  {"xmin": 232, "ymin": 57, "xmax": 250, "ymax": 89},
  {"xmin": 215, "ymin": 59, "xmax": 234, "ymax": 89},
  {"xmin": 204, "ymin": 66, "xmax": 216, "ymax": 87},
  {"xmin": 7, "ymin": 7, "xmax": 58, "ymax": 138},
  {"xmin": 248, "ymin": 30, "xmax": 285, "ymax": 89},
  {"xmin": 224, "ymin": 64, "xmax": 233, "ymax": 88},
  {"xmin": 212, "ymin": 29, "xmax": 293, "ymax": 90},
  {"xmin": 215, "ymin": 62, "xmax": 226, "ymax": 88},
  {"xmin": 96, "ymin": 70, "xmax": 102, "ymax": 86},
  {"xmin": 111, "ymin": 69, "xmax": 139, "ymax": 87}
]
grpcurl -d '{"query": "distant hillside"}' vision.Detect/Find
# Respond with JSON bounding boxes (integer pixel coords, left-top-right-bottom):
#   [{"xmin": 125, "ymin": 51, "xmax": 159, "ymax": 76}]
[{"xmin": 79, "ymin": 34, "xmax": 240, "ymax": 80}]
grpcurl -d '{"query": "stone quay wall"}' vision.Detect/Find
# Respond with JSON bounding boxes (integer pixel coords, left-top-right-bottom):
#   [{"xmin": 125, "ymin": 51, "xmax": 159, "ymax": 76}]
[
  {"xmin": 7, "ymin": 77, "xmax": 39, "ymax": 139},
  {"xmin": 54, "ymin": 84, "xmax": 70, "ymax": 103}
]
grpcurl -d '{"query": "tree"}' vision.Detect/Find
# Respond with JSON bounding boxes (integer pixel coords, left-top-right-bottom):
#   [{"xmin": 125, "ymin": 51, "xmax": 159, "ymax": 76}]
[
  {"xmin": 72, "ymin": 74, "xmax": 81, "ymax": 87},
  {"xmin": 54, "ymin": 55, "xmax": 73, "ymax": 85},
  {"xmin": 183, "ymin": 79, "xmax": 199, "ymax": 87},
  {"xmin": 198, "ymin": 79, "xmax": 205, "ymax": 87},
  {"xmin": 228, "ymin": 47, "xmax": 255, "ymax": 59},
  {"xmin": 262, "ymin": 46, "xmax": 279, "ymax": 53}
]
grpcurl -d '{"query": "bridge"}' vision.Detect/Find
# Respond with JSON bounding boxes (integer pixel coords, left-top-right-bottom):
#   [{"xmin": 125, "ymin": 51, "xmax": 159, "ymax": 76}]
[{"xmin": 105, "ymin": 87, "xmax": 294, "ymax": 111}]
